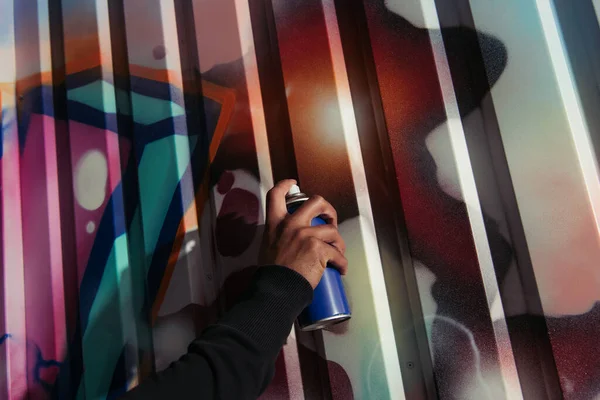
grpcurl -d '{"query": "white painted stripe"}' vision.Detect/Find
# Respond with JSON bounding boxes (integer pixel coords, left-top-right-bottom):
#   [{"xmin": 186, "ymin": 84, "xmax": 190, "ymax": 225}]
[
  {"xmin": 36, "ymin": 0, "xmax": 53, "ymax": 74},
  {"xmin": 1, "ymin": 23, "xmax": 28, "ymax": 396},
  {"xmin": 157, "ymin": 0, "xmax": 193, "ymax": 185},
  {"xmin": 321, "ymin": 0, "xmax": 405, "ymax": 398},
  {"xmin": 418, "ymin": 1, "xmax": 523, "ymax": 398},
  {"xmin": 281, "ymin": 327, "xmax": 305, "ymax": 400},
  {"xmin": 35, "ymin": 0, "xmax": 68, "ymax": 364},
  {"xmin": 2, "ymin": 108, "xmax": 28, "ymax": 400},
  {"xmin": 156, "ymin": 0, "xmax": 200, "ymax": 294},
  {"xmin": 535, "ymin": 0, "xmax": 600, "ymax": 238},
  {"xmin": 234, "ymin": 0, "xmax": 275, "ymax": 200}
]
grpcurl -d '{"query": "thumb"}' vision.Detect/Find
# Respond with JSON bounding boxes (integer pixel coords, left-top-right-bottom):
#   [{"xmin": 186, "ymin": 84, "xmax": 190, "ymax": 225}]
[{"xmin": 265, "ymin": 179, "xmax": 297, "ymax": 228}]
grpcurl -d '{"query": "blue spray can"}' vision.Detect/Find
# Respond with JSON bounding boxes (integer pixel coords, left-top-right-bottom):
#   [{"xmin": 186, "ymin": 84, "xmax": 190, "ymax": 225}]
[{"xmin": 286, "ymin": 185, "xmax": 351, "ymax": 331}]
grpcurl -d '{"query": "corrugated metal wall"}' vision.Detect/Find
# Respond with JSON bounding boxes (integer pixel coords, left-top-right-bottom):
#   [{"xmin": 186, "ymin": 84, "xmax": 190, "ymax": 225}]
[{"xmin": 1, "ymin": 0, "xmax": 599, "ymax": 398}]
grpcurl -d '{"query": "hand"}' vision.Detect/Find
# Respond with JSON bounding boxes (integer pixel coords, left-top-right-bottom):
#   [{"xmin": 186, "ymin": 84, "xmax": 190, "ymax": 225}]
[{"xmin": 260, "ymin": 180, "xmax": 348, "ymax": 289}]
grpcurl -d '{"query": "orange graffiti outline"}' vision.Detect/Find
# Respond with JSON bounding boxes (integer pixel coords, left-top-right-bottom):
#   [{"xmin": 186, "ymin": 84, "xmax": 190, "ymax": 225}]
[{"xmin": 150, "ymin": 79, "xmax": 236, "ymax": 323}]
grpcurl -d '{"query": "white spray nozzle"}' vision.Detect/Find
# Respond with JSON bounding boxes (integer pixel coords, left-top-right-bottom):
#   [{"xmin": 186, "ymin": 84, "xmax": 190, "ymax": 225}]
[{"xmin": 287, "ymin": 184, "xmax": 301, "ymax": 197}]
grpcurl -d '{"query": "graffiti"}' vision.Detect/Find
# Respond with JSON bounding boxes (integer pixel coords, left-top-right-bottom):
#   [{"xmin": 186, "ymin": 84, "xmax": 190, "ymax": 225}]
[
  {"xmin": 0, "ymin": 334, "xmax": 62, "ymax": 394},
  {"xmin": 1, "ymin": 0, "xmax": 599, "ymax": 399},
  {"xmin": 0, "ymin": 334, "xmax": 11, "ymax": 345},
  {"xmin": 32, "ymin": 346, "xmax": 62, "ymax": 393}
]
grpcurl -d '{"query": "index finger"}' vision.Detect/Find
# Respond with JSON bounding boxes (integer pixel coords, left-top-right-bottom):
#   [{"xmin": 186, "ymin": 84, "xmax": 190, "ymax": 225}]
[
  {"xmin": 265, "ymin": 179, "xmax": 297, "ymax": 227},
  {"xmin": 323, "ymin": 245, "xmax": 348, "ymax": 275},
  {"xmin": 289, "ymin": 195, "xmax": 338, "ymax": 227}
]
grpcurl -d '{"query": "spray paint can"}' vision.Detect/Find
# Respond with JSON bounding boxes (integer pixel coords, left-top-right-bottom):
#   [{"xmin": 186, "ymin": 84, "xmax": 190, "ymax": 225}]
[{"xmin": 286, "ymin": 185, "xmax": 351, "ymax": 331}]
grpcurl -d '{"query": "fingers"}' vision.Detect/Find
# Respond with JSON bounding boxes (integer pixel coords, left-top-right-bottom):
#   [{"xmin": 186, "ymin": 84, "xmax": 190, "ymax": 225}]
[
  {"xmin": 298, "ymin": 225, "xmax": 345, "ymax": 254},
  {"xmin": 290, "ymin": 195, "xmax": 338, "ymax": 227},
  {"xmin": 322, "ymin": 245, "xmax": 348, "ymax": 275},
  {"xmin": 266, "ymin": 179, "xmax": 297, "ymax": 228}
]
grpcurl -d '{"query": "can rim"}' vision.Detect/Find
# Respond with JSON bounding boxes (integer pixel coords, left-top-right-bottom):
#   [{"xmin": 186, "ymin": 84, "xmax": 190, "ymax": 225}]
[
  {"xmin": 285, "ymin": 194, "xmax": 309, "ymax": 206},
  {"xmin": 299, "ymin": 314, "xmax": 351, "ymax": 331}
]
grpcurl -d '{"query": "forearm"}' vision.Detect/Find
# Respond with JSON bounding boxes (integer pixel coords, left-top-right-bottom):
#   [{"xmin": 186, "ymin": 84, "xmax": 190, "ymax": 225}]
[{"xmin": 121, "ymin": 266, "xmax": 313, "ymax": 400}]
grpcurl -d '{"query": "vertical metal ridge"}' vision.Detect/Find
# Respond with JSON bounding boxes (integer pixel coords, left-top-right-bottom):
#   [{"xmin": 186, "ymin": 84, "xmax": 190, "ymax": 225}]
[
  {"xmin": 173, "ymin": 0, "xmax": 209, "ymax": 192},
  {"xmin": 36, "ymin": 0, "xmax": 67, "ymax": 377},
  {"xmin": 1, "ymin": 2, "xmax": 28, "ymax": 395},
  {"xmin": 536, "ymin": 0, "xmax": 600, "ymax": 238},
  {"xmin": 552, "ymin": 0, "xmax": 600, "ymax": 181},
  {"xmin": 47, "ymin": 0, "xmax": 85, "ymax": 397},
  {"xmin": 248, "ymin": 0, "xmax": 298, "ymax": 183},
  {"xmin": 321, "ymin": 0, "xmax": 406, "ymax": 396},
  {"xmin": 248, "ymin": 2, "xmax": 325, "ymax": 398},
  {"xmin": 172, "ymin": 0, "xmax": 218, "ymax": 300},
  {"xmin": 58, "ymin": 1, "xmax": 131, "ymax": 397},
  {"xmin": 95, "ymin": 0, "xmax": 148, "ymax": 388},
  {"xmin": 107, "ymin": 0, "xmax": 157, "ymax": 382},
  {"xmin": 333, "ymin": 0, "xmax": 438, "ymax": 398},
  {"xmin": 233, "ymin": 0, "xmax": 275, "ymax": 193},
  {"xmin": 170, "ymin": 0, "xmax": 221, "ymax": 348},
  {"xmin": 433, "ymin": 1, "xmax": 562, "ymax": 398},
  {"xmin": 0, "ymin": 91, "xmax": 6, "ymax": 400},
  {"xmin": 418, "ymin": 1, "xmax": 523, "ymax": 398},
  {"xmin": 249, "ymin": 1, "xmax": 338, "ymax": 397},
  {"xmin": 14, "ymin": 1, "xmax": 68, "ymax": 398},
  {"xmin": 232, "ymin": 0, "xmax": 304, "ymax": 397}
]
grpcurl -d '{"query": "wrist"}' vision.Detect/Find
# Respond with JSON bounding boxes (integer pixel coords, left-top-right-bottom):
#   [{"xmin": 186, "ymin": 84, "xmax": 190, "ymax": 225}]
[{"xmin": 217, "ymin": 265, "xmax": 313, "ymax": 354}]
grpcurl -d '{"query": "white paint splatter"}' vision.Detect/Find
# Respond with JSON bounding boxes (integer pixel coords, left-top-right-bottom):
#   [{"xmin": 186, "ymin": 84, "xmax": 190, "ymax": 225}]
[
  {"xmin": 416, "ymin": 263, "xmax": 503, "ymax": 398},
  {"xmin": 385, "ymin": 0, "xmax": 457, "ymax": 29},
  {"xmin": 184, "ymin": 240, "xmax": 196, "ymax": 255},
  {"xmin": 414, "ymin": 260, "xmax": 438, "ymax": 344},
  {"xmin": 213, "ymin": 169, "xmax": 262, "ymax": 223},
  {"xmin": 561, "ymin": 377, "xmax": 574, "ymax": 394},
  {"xmin": 426, "ymin": 315, "xmax": 494, "ymax": 400},
  {"xmin": 75, "ymin": 150, "xmax": 108, "ymax": 211},
  {"xmin": 424, "ymin": 121, "xmax": 463, "ymax": 202},
  {"xmin": 414, "ymin": 261, "xmax": 438, "ymax": 316},
  {"xmin": 86, "ymin": 221, "xmax": 96, "ymax": 234}
]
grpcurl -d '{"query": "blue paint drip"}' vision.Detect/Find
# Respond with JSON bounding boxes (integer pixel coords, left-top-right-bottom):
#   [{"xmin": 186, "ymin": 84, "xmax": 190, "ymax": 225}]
[
  {"xmin": 0, "ymin": 334, "xmax": 62, "ymax": 392},
  {"xmin": 34, "ymin": 344, "xmax": 62, "ymax": 392},
  {"xmin": 0, "ymin": 333, "xmax": 12, "ymax": 344}
]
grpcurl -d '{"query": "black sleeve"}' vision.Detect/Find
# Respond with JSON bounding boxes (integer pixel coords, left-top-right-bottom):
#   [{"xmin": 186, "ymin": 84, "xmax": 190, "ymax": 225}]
[{"xmin": 120, "ymin": 265, "xmax": 313, "ymax": 400}]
